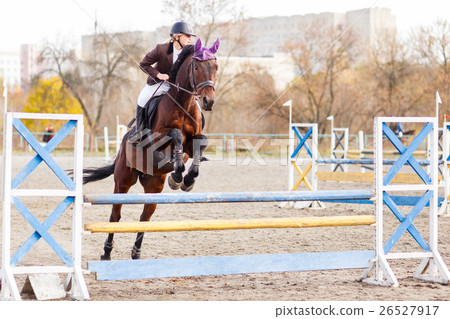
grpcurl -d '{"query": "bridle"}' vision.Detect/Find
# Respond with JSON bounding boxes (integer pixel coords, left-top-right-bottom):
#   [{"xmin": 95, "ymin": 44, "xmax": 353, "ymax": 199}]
[
  {"xmin": 188, "ymin": 58, "xmax": 216, "ymax": 98},
  {"xmin": 166, "ymin": 56, "xmax": 215, "ymax": 100}
]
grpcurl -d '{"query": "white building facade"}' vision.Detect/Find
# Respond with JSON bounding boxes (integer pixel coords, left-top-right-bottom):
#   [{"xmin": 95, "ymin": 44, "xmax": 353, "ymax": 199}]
[
  {"xmin": 232, "ymin": 7, "xmax": 396, "ymax": 57},
  {"xmin": 0, "ymin": 51, "xmax": 21, "ymax": 88}
]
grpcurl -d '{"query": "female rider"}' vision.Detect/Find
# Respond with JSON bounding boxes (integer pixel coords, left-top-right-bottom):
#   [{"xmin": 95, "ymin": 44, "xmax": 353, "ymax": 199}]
[{"xmin": 129, "ymin": 21, "xmax": 195, "ymax": 142}]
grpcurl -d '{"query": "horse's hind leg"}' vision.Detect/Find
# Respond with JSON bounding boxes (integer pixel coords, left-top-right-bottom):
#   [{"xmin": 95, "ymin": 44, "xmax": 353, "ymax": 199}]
[
  {"xmin": 181, "ymin": 135, "xmax": 208, "ymax": 192},
  {"xmin": 132, "ymin": 174, "xmax": 166, "ymax": 259},
  {"xmin": 101, "ymin": 168, "xmax": 139, "ymax": 260},
  {"xmin": 131, "ymin": 202, "xmax": 156, "ymax": 260},
  {"xmin": 167, "ymin": 128, "xmax": 185, "ymax": 190}
]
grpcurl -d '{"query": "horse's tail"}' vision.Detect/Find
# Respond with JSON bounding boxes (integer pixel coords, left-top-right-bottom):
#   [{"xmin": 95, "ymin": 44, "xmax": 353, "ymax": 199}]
[{"xmin": 82, "ymin": 161, "xmax": 116, "ymax": 184}]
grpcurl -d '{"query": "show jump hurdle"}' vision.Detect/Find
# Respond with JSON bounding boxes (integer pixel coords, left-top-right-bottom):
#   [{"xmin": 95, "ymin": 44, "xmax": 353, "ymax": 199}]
[
  {"xmin": 85, "ymin": 115, "xmax": 450, "ymax": 286},
  {"xmin": 2, "ymin": 113, "xmax": 450, "ymax": 300},
  {"xmin": 84, "ymin": 190, "xmax": 377, "ymax": 281}
]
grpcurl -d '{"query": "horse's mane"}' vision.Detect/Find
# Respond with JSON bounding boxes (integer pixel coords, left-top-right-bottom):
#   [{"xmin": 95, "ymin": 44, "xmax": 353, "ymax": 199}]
[{"xmin": 169, "ymin": 45, "xmax": 194, "ymax": 83}]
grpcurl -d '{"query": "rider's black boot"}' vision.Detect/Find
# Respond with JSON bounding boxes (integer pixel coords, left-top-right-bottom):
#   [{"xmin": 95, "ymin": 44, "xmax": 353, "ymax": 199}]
[{"xmin": 129, "ymin": 106, "xmax": 145, "ymax": 143}]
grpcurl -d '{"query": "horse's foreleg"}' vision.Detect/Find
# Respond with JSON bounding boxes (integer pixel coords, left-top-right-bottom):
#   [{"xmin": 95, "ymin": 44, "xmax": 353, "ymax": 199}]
[
  {"xmin": 181, "ymin": 135, "xmax": 208, "ymax": 192},
  {"xmin": 167, "ymin": 128, "xmax": 185, "ymax": 190}
]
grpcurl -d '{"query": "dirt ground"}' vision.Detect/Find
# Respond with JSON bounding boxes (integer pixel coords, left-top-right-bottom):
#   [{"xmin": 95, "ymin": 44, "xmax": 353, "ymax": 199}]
[{"xmin": 1, "ymin": 153, "xmax": 450, "ymax": 301}]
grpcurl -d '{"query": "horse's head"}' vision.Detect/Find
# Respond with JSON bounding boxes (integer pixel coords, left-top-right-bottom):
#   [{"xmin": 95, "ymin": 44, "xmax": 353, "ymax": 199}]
[{"xmin": 190, "ymin": 38, "xmax": 220, "ymax": 111}]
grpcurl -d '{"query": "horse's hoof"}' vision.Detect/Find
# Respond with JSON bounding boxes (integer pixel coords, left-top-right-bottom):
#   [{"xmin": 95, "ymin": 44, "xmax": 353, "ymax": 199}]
[
  {"xmin": 168, "ymin": 174, "xmax": 181, "ymax": 190},
  {"xmin": 131, "ymin": 246, "xmax": 141, "ymax": 260},
  {"xmin": 100, "ymin": 254, "xmax": 111, "ymax": 261},
  {"xmin": 181, "ymin": 180, "xmax": 194, "ymax": 192}
]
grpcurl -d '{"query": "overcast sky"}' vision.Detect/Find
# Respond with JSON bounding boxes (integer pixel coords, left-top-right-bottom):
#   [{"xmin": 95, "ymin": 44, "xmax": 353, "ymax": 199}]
[{"xmin": 1, "ymin": 0, "xmax": 449, "ymax": 52}]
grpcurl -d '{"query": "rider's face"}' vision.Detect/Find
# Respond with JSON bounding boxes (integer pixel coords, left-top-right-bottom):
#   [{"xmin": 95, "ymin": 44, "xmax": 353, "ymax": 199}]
[{"xmin": 178, "ymin": 34, "xmax": 192, "ymax": 47}]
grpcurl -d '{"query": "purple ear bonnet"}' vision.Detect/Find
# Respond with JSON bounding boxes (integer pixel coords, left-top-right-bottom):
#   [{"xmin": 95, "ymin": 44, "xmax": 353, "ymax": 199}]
[{"xmin": 193, "ymin": 38, "xmax": 220, "ymax": 61}]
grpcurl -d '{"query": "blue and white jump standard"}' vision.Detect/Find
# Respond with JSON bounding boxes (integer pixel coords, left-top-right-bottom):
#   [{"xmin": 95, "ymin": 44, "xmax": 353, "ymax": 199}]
[
  {"xmin": 285, "ymin": 123, "xmax": 324, "ymax": 209},
  {"xmin": 360, "ymin": 117, "xmax": 450, "ymax": 287},
  {"xmin": 330, "ymin": 127, "xmax": 349, "ymax": 172},
  {"xmin": 0, "ymin": 113, "xmax": 89, "ymax": 301}
]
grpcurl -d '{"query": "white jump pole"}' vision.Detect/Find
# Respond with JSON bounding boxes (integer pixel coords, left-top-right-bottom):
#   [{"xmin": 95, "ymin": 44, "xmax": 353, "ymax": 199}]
[
  {"xmin": 284, "ymin": 100, "xmax": 293, "ymax": 191},
  {"xmin": 440, "ymin": 122, "xmax": 450, "ymax": 216},
  {"xmin": 104, "ymin": 126, "xmax": 109, "ymax": 160}
]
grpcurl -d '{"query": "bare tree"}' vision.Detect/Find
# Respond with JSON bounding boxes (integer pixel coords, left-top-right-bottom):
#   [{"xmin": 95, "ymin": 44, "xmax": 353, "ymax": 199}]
[
  {"xmin": 412, "ymin": 19, "xmax": 450, "ymax": 115},
  {"xmin": 284, "ymin": 19, "xmax": 357, "ymax": 134},
  {"xmin": 368, "ymin": 30, "xmax": 413, "ymax": 114},
  {"xmin": 40, "ymin": 31, "xmax": 145, "ymax": 148},
  {"xmin": 225, "ymin": 62, "xmax": 284, "ymax": 133},
  {"xmin": 359, "ymin": 28, "xmax": 436, "ymax": 127}
]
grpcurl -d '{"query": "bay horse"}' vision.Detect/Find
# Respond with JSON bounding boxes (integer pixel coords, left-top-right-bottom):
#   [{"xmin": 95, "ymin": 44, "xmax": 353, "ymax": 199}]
[{"xmin": 82, "ymin": 38, "xmax": 219, "ymax": 260}]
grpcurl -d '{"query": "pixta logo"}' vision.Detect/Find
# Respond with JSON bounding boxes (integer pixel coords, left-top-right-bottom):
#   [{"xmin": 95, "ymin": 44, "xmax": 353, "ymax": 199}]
[{"xmin": 125, "ymin": 129, "xmax": 173, "ymax": 174}]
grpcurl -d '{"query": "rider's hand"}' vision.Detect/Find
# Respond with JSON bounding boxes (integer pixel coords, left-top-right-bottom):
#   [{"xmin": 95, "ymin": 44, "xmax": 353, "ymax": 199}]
[{"xmin": 157, "ymin": 73, "xmax": 169, "ymax": 81}]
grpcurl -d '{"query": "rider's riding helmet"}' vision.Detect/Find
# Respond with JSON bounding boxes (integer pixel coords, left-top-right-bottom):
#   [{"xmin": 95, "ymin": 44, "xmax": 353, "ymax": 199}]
[{"xmin": 170, "ymin": 21, "xmax": 196, "ymax": 37}]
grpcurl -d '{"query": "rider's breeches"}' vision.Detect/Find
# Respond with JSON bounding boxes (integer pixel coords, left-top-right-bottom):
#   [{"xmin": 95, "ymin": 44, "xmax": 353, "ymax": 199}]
[{"xmin": 137, "ymin": 82, "xmax": 171, "ymax": 108}]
